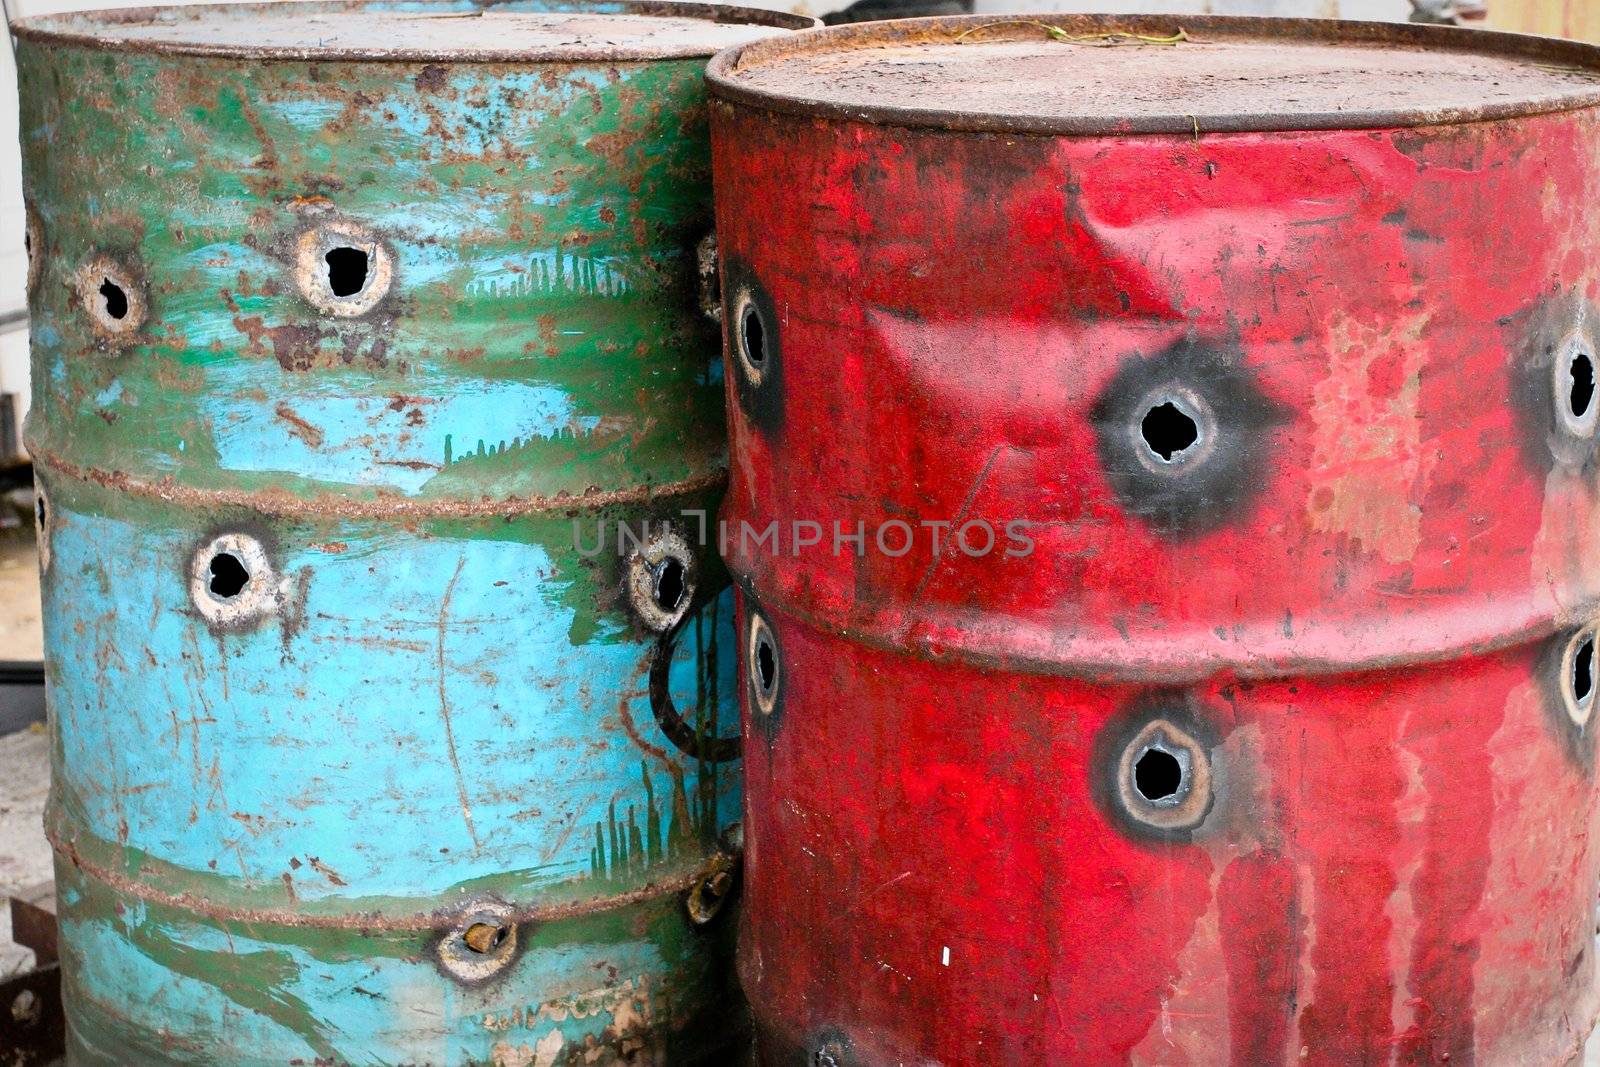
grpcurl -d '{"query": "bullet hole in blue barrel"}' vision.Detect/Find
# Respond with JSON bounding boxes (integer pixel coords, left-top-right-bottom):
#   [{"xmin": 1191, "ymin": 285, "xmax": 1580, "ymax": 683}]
[
  {"xmin": 653, "ymin": 556, "xmax": 686, "ymax": 613},
  {"xmin": 98, "ymin": 277, "xmax": 128, "ymax": 320},
  {"xmin": 1570, "ymin": 351, "xmax": 1595, "ymax": 419},
  {"xmin": 208, "ymin": 552, "xmax": 249, "ymax": 599},
  {"xmin": 1574, "ymin": 634, "xmax": 1594, "ymax": 706},
  {"xmin": 34, "ymin": 494, "xmax": 45, "ymax": 530},
  {"xmin": 1134, "ymin": 747, "xmax": 1182, "ymax": 802},
  {"xmin": 740, "ymin": 302, "xmax": 766, "ymax": 367},
  {"xmin": 462, "ymin": 922, "xmax": 509, "ymax": 955},
  {"xmin": 324, "ymin": 246, "xmax": 370, "ymax": 298},
  {"xmin": 756, "ymin": 633, "xmax": 777, "ymax": 694},
  {"xmin": 1141, "ymin": 402, "xmax": 1198, "ymax": 462}
]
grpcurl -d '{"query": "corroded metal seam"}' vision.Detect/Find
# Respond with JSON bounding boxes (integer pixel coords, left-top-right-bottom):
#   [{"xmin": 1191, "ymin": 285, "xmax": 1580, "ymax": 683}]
[
  {"xmin": 48, "ymin": 829, "xmax": 700, "ymax": 931},
  {"xmin": 708, "ymin": 14, "xmax": 1600, "ymax": 135},
  {"xmin": 731, "ymin": 574, "xmax": 1600, "ymax": 684},
  {"xmin": 28, "ymin": 442, "xmax": 726, "ymax": 519}
]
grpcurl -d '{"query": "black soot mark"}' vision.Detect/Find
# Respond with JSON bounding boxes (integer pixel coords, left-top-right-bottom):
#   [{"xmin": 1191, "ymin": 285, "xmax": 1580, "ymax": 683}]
[
  {"xmin": 724, "ymin": 257, "xmax": 784, "ymax": 433},
  {"xmin": 1090, "ymin": 337, "xmax": 1289, "ymax": 538}
]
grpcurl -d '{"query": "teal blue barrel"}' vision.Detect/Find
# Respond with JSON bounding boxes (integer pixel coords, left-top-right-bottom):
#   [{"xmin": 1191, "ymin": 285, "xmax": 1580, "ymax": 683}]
[{"xmin": 12, "ymin": 2, "xmax": 809, "ymax": 1061}]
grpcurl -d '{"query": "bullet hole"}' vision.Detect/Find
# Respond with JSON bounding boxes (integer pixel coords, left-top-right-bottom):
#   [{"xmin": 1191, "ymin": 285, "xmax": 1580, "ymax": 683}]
[
  {"xmin": 324, "ymin": 246, "xmax": 370, "ymax": 298},
  {"xmin": 1134, "ymin": 746, "xmax": 1183, "ymax": 802},
  {"xmin": 207, "ymin": 552, "xmax": 250, "ymax": 599},
  {"xmin": 756, "ymin": 636, "xmax": 776, "ymax": 694},
  {"xmin": 76, "ymin": 255, "xmax": 146, "ymax": 340},
  {"xmin": 462, "ymin": 922, "xmax": 509, "ymax": 955},
  {"xmin": 1141, "ymin": 401, "xmax": 1199, "ymax": 462},
  {"xmin": 626, "ymin": 527, "xmax": 696, "ymax": 632},
  {"xmin": 814, "ymin": 1047, "xmax": 845, "ymax": 1067},
  {"xmin": 1571, "ymin": 352, "xmax": 1595, "ymax": 420},
  {"xmin": 437, "ymin": 903, "xmax": 518, "ymax": 983},
  {"xmin": 190, "ymin": 533, "xmax": 278, "ymax": 627},
  {"xmin": 24, "ymin": 207, "xmax": 42, "ymax": 296},
  {"xmin": 294, "ymin": 225, "xmax": 392, "ymax": 316},
  {"xmin": 98, "ymin": 277, "xmax": 129, "ymax": 320},
  {"xmin": 653, "ymin": 556, "xmax": 686, "ymax": 614},
  {"xmin": 690, "ymin": 869, "xmax": 733, "ymax": 922},
  {"xmin": 1106, "ymin": 712, "xmax": 1214, "ymax": 838},
  {"xmin": 1091, "ymin": 340, "xmax": 1286, "ymax": 536},
  {"xmin": 740, "ymin": 300, "xmax": 767, "ymax": 368},
  {"xmin": 725, "ymin": 263, "xmax": 783, "ymax": 430},
  {"xmin": 747, "ymin": 610, "xmax": 781, "ymax": 720},
  {"xmin": 1566, "ymin": 627, "xmax": 1598, "ymax": 728},
  {"xmin": 686, "ymin": 843, "xmax": 740, "ymax": 926},
  {"xmin": 32, "ymin": 484, "xmax": 50, "ymax": 573}
]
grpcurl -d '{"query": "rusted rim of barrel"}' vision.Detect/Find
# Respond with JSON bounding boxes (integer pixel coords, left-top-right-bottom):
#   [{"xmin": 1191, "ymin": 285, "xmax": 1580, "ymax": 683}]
[
  {"xmin": 10, "ymin": 0, "xmax": 815, "ymax": 62},
  {"xmin": 707, "ymin": 14, "xmax": 1600, "ymax": 135}
]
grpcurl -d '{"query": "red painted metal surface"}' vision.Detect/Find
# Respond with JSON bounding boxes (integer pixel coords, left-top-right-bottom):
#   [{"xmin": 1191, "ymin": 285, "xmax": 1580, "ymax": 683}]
[{"xmin": 708, "ymin": 16, "xmax": 1600, "ymax": 1066}]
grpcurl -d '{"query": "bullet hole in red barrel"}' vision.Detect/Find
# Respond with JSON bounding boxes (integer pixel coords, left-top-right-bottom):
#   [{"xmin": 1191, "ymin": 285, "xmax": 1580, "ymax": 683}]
[
  {"xmin": 653, "ymin": 556, "xmax": 686, "ymax": 613},
  {"xmin": 1574, "ymin": 634, "xmax": 1594, "ymax": 706},
  {"xmin": 1141, "ymin": 402, "xmax": 1198, "ymax": 462},
  {"xmin": 324, "ymin": 246, "xmax": 370, "ymax": 297},
  {"xmin": 756, "ymin": 634, "xmax": 777, "ymax": 694},
  {"xmin": 1134, "ymin": 747, "xmax": 1182, "ymax": 802},
  {"xmin": 99, "ymin": 277, "xmax": 128, "ymax": 320},
  {"xmin": 208, "ymin": 553, "xmax": 249, "ymax": 599},
  {"xmin": 741, "ymin": 302, "xmax": 766, "ymax": 367},
  {"xmin": 1570, "ymin": 352, "xmax": 1595, "ymax": 419}
]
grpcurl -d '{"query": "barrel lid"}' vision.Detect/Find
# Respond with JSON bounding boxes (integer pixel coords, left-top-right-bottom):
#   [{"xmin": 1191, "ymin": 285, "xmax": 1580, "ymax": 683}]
[
  {"xmin": 707, "ymin": 14, "xmax": 1600, "ymax": 134},
  {"xmin": 11, "ymin": 0, "xmax": 813, "ymax": 62}
]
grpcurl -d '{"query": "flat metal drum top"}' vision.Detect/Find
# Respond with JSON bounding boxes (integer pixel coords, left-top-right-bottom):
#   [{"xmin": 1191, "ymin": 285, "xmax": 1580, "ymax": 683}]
[
  {"xmin": 13, "ymin": 0, "xmax": 803, "ymax": 60},
  {"xmin": 710, "ymin": 15, "xmax": 1600, "ymax": 132},
  {"xmin": 707, "ymin": 16, "xmax": 1600, "ymax": 1067},
  {"xmin": 16, "ymin": 1, "xmax": 808, "ymax": 1064}
]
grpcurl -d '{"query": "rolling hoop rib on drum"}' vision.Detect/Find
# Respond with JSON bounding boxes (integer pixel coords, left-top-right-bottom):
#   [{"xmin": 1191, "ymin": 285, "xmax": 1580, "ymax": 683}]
[
  {"xmin": 14, "ymin": 1, "xmax": 810, "ymax": 1062},
  {"xmin": 707, "ymin": 15, "xmax": 1600, "ymax": 1067}
]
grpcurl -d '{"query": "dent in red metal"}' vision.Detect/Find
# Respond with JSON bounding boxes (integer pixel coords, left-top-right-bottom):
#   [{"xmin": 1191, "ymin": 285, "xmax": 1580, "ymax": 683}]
[{"xmin": 709, "ymin": 18, "xmax": 1600, "ymax": 1066}]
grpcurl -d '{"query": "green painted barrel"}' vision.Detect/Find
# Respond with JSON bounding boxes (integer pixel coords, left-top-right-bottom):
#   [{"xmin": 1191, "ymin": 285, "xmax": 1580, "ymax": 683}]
[{"xmin": 14, "ymin": 2, "xmax": 808, "ymax": 1062}]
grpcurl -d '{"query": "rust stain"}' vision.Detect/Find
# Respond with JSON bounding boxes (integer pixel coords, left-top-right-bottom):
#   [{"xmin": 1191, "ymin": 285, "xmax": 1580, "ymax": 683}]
[
  {"xmin": 28, "ymin": 442, "xmax": 728, "ymax": 520},
  {"xmin": 46, "ymin": 828, "xmax": 701, "ymax": 930},
  {"xmin": 1306, "ymin": 311, "xmax": 1435, "ymax": 565},
  {"xmin": 307, "ymin": 856, "xmax": 349, "ymax": 887},
  {"xmin": 273, "ymin": 401, "xmax": 326, "ymax": 448},
  {"xmin": 437, "ymin": 555, "xmax": 482, "ymax": 851}
]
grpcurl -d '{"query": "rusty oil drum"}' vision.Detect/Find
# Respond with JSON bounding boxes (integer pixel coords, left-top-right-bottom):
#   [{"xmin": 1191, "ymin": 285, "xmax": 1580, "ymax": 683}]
[
  {"xmin": 15, "ymin": 1, "xmax": 809, "ymax": 1062},
  {"xmin": 708, "ymin": 16, "xmax": 1600, "ymax": 1066}
]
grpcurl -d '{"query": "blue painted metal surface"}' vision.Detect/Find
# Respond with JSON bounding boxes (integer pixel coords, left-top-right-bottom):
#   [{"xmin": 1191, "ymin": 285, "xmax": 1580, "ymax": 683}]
[{"xmin": 13, "ymin": 1, "xmax": 809, "ymax": 1061}]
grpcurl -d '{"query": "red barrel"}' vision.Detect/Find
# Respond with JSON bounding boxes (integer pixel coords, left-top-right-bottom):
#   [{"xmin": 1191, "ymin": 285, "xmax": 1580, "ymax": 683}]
[{"xmin": 707, "ymin": 16, "xmax": 1600, "ymax": 1066}]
